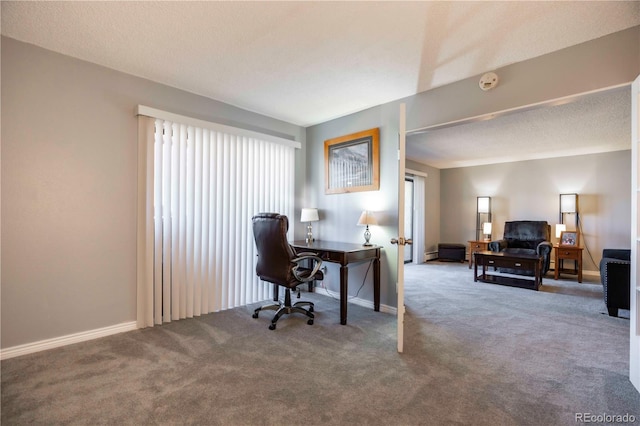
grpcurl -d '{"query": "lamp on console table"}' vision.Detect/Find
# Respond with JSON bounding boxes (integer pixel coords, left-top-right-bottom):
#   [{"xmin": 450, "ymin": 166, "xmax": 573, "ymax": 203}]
[
  {"xmin": 300, "ymin": 208, "xmax": 319, "ymax": 243},
  {"xmin": 357, "ymin": 210, "xmax": 378, "ymax": 246}
]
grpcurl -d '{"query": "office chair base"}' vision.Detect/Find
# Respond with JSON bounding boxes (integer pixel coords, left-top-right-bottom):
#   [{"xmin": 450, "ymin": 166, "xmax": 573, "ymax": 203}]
[{"xmin": 253, "ymin": 298, "xmax": 315, "ymax": 330}]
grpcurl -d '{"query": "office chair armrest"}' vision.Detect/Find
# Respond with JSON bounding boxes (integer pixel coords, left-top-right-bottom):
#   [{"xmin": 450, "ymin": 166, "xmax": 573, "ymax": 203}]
[{"xmin": 292, "ymin": 252, "xmax": 323, "ymax": 282}]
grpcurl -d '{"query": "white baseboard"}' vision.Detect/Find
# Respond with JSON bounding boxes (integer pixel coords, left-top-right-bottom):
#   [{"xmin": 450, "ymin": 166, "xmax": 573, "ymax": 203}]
[
  {"xmin": 0, "ymin": 321, "xmax": 138, "ymax": 361},
  {"xmin": 313, "ymin": 287, "xmax": 397, "ymax": 315},
  {"xmin": 424, "ymin": 251, "xmax": 438, "ymax": 262}
]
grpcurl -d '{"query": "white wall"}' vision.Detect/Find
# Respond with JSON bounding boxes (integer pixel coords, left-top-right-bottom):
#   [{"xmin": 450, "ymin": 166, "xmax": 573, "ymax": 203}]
[
  {"xmin": 440, "ymin": 150, "xmax": 631, "ymax": 271},
  {"xmin": 1, "ymin": 37, "xmax": 305, "ymax": 349}
]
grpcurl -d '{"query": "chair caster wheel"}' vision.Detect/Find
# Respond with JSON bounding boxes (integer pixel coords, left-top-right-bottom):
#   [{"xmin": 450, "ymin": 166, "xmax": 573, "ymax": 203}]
[
  {"xmin": 252, "ymin": 313, "xmax": 259, "ymax": 318},
  {"xmin": 269, "ymin": 324, "xmax": 276, "ymax": 330},
  {"xmin": 307, "ymin": 319, "xmax": 314, "ymax": 325}
]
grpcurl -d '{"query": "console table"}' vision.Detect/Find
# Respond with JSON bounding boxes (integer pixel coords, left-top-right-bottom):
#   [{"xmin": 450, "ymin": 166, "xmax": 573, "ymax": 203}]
[
  {"xmin": 474, "ymin": 250, "xmax": 543, "ymax": 291},
  {"xmin": 290, "ymin": 240, "xmax": 381, "ymax": 325}
]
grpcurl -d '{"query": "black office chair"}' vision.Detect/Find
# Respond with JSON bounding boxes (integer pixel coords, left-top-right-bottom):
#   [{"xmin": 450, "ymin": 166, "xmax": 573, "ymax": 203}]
[{"xmin": 251, "ymin": 213, "xmax": 324, "ymax": 330}]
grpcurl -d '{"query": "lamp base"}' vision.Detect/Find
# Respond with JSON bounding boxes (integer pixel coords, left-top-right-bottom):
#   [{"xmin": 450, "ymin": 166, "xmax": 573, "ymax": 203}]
[
  {"xmin": 306, "ymin": 223, "xmax": 314, "ymax": 244},
  {"xmin": 362, "ymin": 226, "xmax": 372, "ymax": 246}
]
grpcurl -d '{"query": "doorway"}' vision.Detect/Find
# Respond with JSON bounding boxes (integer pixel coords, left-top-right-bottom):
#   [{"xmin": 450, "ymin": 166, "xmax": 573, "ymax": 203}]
[
  {"xmin": 404, "ymin": 177, "xmax": 414, "ymax": 263},
  {"xmin": 404, "ymin": 172, "xmax": 426, "ymax": 264}
]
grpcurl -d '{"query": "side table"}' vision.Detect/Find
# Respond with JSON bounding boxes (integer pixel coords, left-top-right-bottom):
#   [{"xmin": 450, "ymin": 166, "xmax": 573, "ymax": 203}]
[
  {"xmin": 468, "ymin": 240, "xmax": 491, "ymax": 269},
  {"xmin": 554, "ymin": 244, "xmax": 583, "ymax": 282}
]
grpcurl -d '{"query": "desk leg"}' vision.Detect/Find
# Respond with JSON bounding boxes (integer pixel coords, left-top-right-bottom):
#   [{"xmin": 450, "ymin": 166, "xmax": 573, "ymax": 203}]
[
  {"xmin": 373, "ymin": 258, "xmax": 380, "ymax": 312},
  {"xmin": 340, "ymin": 265, "xmax": 348, "ymax": 325}
]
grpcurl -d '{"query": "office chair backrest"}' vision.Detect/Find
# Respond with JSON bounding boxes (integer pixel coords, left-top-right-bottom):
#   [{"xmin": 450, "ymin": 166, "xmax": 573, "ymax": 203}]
[{"xmin": 252, "ymin": 213, "xmax": 296, "ymax": 287}]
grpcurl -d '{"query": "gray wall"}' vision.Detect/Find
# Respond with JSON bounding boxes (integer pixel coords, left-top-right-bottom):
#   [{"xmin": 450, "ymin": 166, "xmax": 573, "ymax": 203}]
[
  {"xmin": 1, "ymin": 37, "xmax": 306, "ymax": 349},
  {"xmin": 404, "ymin": 26, "xmax": 640, "ymax": 132},
  {"xmin": 440, "ymin": 150, "xmax": 631, "ymax": 272},
  {"xmin": 305, "ymin": 106, "xmax": 400, "ymax": 308}
]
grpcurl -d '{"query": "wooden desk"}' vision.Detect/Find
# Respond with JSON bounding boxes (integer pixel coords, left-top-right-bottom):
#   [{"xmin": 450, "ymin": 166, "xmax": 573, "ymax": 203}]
[
  {"xmin": 554, "ymin": 244, "xmax": 583, "ymax": 282},
  {"xmin": 290, "ymin": 240, "xmax": 381, "ymax": 325},
  {"xmin": 468, "ymin": 240, "xmax": 491, "ymax": 269}
]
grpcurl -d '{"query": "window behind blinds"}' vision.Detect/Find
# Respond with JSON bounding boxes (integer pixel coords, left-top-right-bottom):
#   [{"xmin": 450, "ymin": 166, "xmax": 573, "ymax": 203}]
[{"xmin": 137, "ymin": 108, "xmax": 298, "ymax": 327}]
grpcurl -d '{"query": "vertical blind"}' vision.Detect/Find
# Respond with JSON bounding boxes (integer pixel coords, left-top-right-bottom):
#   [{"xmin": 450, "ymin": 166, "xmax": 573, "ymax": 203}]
[
  {"xmin": 137, "ymin": 108, "xmax": 298, "ymax": 327},
  {"xmin": 412, "ymin": 175, "xmax": 425, "ymax": 264}
]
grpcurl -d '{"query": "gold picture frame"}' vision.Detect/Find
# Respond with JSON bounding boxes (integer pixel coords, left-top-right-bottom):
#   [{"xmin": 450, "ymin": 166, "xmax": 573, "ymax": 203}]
[
  {"xmin": 324, "ymin": 128, "xmax": 380, "ymax": 194},
  {"xmin": 559, "ymin": 231, "xmax": 579, "ymax": 247}
]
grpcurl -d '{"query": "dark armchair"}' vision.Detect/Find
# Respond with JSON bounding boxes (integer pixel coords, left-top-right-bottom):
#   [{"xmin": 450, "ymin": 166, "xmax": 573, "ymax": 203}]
[
  {"xmin": 251, "ymin": 213, "xmax": 324, "ymax": 330},
  {"xmin": 599, "ymin": 249, "xmax": 630, "ymax": 317},
  {"xmin": 488, "ymin": 220, "xmax": 553, "ymax": 276}
]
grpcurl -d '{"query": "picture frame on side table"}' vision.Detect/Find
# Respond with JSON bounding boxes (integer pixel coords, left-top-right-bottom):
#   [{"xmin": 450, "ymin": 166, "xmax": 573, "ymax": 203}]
[
  {"xmin": 324, "ymin": 128, "xmax": 380, "ymax": 194},
  {"xmin": 559, "ymin": 231, "xmax": 579, "ymax": 247}
]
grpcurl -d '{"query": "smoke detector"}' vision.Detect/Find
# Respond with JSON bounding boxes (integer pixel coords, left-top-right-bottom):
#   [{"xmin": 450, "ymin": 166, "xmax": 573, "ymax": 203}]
[{"xmin": 479, "ymin": 72, "xmax": 499, "ymax": 91}]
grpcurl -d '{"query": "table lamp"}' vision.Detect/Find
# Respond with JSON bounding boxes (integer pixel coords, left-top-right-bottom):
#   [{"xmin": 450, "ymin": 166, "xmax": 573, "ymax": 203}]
[
  {"xmin": 301, "ymin": 208, "xmax": 319, "ymax": 243},
  {"xmin": 357, "ymin": 210, "xmax": 378, "ymax": 246}
]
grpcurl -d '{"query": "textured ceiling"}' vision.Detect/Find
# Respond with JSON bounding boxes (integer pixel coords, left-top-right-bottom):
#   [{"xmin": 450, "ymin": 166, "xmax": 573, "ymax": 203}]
[
  {"xmin": 407, "ymin": 88, "xmax": 632, "ymax": 168},
  {"xmin": 2, "ymin": 1, "xmax": 640, "ymax": 167}
]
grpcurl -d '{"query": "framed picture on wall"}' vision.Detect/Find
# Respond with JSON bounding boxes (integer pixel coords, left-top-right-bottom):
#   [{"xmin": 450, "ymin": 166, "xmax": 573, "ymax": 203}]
[
  {"xmin": 324, "ymin": 128, "xmax": 380, "ymax": 194},
  {"xmin": 559, "ymin": 231, "xmax": 579, "ymax": 247}
]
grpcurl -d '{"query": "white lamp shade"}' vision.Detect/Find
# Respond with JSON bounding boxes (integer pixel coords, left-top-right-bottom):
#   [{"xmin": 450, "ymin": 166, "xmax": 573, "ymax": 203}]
[
  {"xmin": 560, "ymin": 194, "xmax": 577, "ymax": 213},
  {"xmin": 555, "ymin": 223, "xmax": 566, "ymax": 238},
  {"xmin": 300, "ymin": 208, "xmax": 319, "ymax": 222},
  {"xmin": 357, "ymin": 211, "xmax": 378, "ymax": 226},
  {"xmin": 482, "ymin": 222, "xmax": 492, "ymax": 235},
  {"xmin": 477, "ymin": 196, "xmax": 491, "ymax": 214}
]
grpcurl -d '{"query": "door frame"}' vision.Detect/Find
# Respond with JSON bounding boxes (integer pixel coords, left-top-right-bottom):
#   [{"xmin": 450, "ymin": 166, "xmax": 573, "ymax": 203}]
[{"xmin": 630, "ymin": 74, "xmax": 639, "ymax": 392}]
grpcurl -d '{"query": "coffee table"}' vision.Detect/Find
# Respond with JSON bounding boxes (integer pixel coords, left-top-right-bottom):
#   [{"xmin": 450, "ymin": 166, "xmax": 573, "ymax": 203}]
[{"xmin": 473, "ymin": 250, "xmax": 543, "ymax": 291}]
